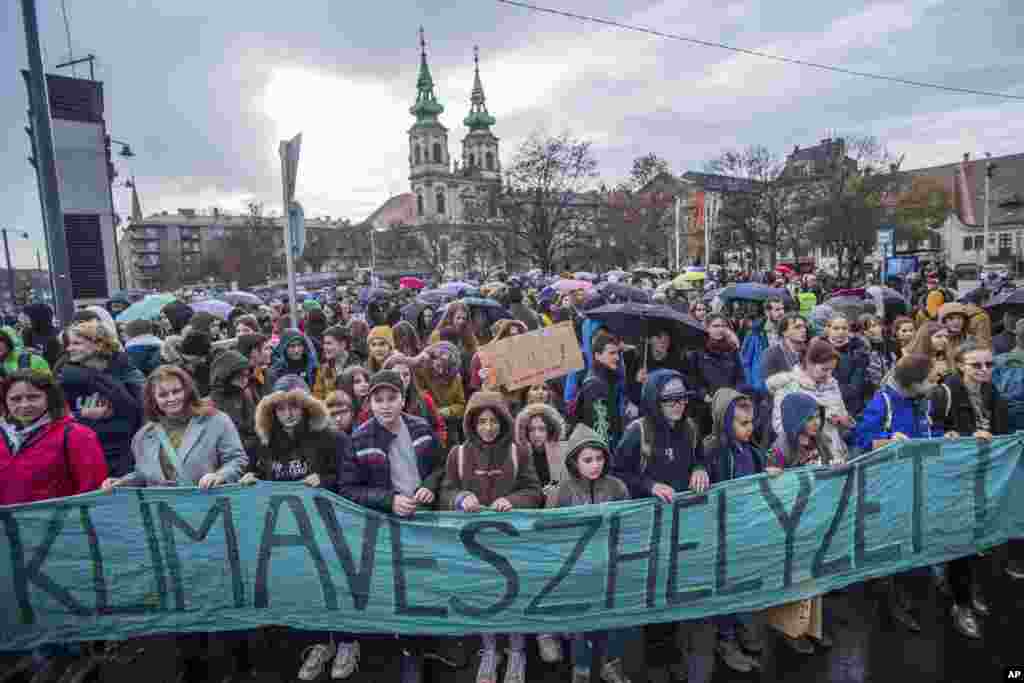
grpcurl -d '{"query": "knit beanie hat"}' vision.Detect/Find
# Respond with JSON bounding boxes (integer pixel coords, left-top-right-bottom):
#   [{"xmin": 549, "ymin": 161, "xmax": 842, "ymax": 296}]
[
  {"xmin": 180, "ymin": 331, "xmax": 212, "ymax": 358},
  {"xmin": 272, "ymin": 373, "xmax": 310, "ymax": 395},
  {"xmin": 659, "ymin": 376, "xmax": 688, "ymax": 401},
  {"xmin": 893, "ymin": 353, "xmax": 932, "ymax": 388},
  {"xmin": 367, "ymin": 325, "xmax": 395, "ymax": 348},
  {"xmin": 368, "ymin": 369, "xmax": 404, "ymax": 397}
]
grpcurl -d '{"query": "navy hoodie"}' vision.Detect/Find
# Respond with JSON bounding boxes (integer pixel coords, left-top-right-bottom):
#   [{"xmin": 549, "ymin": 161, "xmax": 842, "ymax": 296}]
[{"xmin": 613, "ymin": 369, "xmax": 705, "ymax": 499}]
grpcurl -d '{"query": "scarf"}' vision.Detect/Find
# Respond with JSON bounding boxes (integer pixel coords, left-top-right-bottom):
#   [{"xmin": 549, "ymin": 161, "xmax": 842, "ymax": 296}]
[
  {"xmin": 157, "ymin": 413, "xmax": 192, "ymax": 480},
  {"xmin": 3, "ymin": 414, "xmax": 52, "ymax": 454}
]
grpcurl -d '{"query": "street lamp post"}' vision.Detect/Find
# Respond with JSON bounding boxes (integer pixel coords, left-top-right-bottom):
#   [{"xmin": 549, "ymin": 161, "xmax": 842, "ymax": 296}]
[{"xmin": 1, "ymin": 229, "xmax": 29, "ymax": 310}]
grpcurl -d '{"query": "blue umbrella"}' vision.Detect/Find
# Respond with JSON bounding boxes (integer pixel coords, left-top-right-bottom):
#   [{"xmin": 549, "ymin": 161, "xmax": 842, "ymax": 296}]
[
  {"xmin": 116, "ymin": 293, "xmax": 178, "ymax": 323},
  {"xmin": 597, "ymin": 282, "xmax": 651, "ymax": 304},
  {"xmin": 718, "ymin": 283, "xmax": 794, "ymax": 306},
  {"xmin": 416, "ymin": 289, "xmax": 455, "ymax": 307},
  {"xmin": 440, "ymin": 281, "xmax": 474, "ymax": 295}
]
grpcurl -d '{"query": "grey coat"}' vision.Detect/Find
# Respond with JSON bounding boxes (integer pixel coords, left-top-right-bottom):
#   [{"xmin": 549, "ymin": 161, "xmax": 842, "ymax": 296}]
[{"xmin": 120, "ymin": 411, "xmax": 248, "ymax": 487}]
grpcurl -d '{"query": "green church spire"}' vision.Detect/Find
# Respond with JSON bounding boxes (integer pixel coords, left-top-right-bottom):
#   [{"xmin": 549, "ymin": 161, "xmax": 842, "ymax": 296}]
[
  {"xmin": 410, "ymin": 27, "xmax": 444, "ymax": 124},
  {"xmin": 463, "ymin": 46, "xmax": 496, "ymax": 131}
]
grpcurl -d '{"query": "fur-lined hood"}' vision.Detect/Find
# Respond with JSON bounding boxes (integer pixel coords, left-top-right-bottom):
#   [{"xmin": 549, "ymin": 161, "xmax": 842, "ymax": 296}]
[
  {"xmin": 462, "ymin": 390, "xmax": 515, "ymax": 449},
  {"xmin": 514, "ymin": 402, "xmax": 565, "ymax": 448},
  {"xmin": 254, "ymin": 388, "xmax": 331, "ymax": 445}
]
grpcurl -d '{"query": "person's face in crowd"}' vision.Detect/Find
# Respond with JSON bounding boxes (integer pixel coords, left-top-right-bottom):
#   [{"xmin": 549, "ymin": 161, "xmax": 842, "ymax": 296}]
[
  {"xmin": 805, "ymin": 274, "xmax": 817, "ymax": 288},
  {"xmin": 707, "ymin": 318, "xmax": 729, "ymax": 341},
  {"xmin": 431, "ymin": 354, "xmax": 447, "ymax": 376},
  {"xmin": 370, "ymin": 388, "xmax": 404, "ymax": 428},
  {"xmin": 17, "ymin": 313, "xmax": 31, "ymax": 332},
  {"xmin": 931, "ymin": 328, "xmax": 950, "ymax": 352},
  {"xmin": 572, "ymin": 289, "xmax": 587, "ymax": 306},
  {"xmin": 230, "ymin": 368, "xmax": 251, "ymax": 391},
  {"xmin": 594, "ymin": 342, "xmax": 620, "ymax": 371},
  {"xmin": 421, "ymin": 308, "xmax": 433, "ymax": 327},
  {"xmin": 528, "ymin": 415, "xmax": 549, "ymax": 450},
  {"xmin": 475, "ymin": 408, "xmax": 501, "ymax": 444},
  {"xmin": 6, "ymin": 381, "xmax": 48, "ymax": 425},
  {"xmin": 352, "ymin": 372, "xmax": 371, "ymax": 399},
  {"xmin": 528, "ymin": 385, "xmax": 552, "ymax": 405},
  {"xmin": 275, "ymin": 399, "xmax": 304, "ymax": 430},
  {"xmin": 961, "ymin": 349, "xmax": 994, "ymax": 385},
  {"xmin": 798, "ymin": 416, "xmax": 821, "ymax": 449},
  {"xmin": 806, "ymin": 359, "xmax": 836, "ymax": 385},
  {"xmin": 236, "ymin": 321, "xmax": 257, "ymax": 337},
  {"xmin": 690, "ymin": 303, "xmax": 707, "ymax": 322},
  {"xmin": 369, "ymin": 338, "xmax": 392, "ymax": 362},
  {"xmin": 339, "ymin": 302, "xmax": 351, "ymax": 319},
  {"xmin": 826, "ymin": 318, "xmax": 850, "ymax": 348},
  {"xmin": 864, "ymin": 320, "xmax": 883, "ymax": 342},
  {"xmin": 659, "ymin": 393, "xmax": 687, "ymax": 424},
  {"xmin": 66, "ymin": 332, "xmax": 99, "ymax": 362},
  {"xmin": 576, "ymin": 447, "xmax": 606, "ymax": 481},
  {"xmin": 209, "ymin": 321, "xmax": 222, "ymax": 340},
  {"xmin": 453, "ymin": 309, "xmax": 468, "ymax": 329},
  {"xmin": 328, "ymin": 395, "xmax": 354, "ymax": 432},
  {"xmin": 732, "ymin": 406, "xmax": 755, "ymax": 443},
  {"xmin": 927, "ymin": 279, "xmax": 938, "ymax": 291},
  {"xmin": 783, "ymin": 318, "xmax": 808, "ymax": 345},
  {"xmin": 286, "ymin": 341, "xmax": 305, "ymax": 362},
  {"xmin": 767, "ymin": 301, "xmax": 785, "ymax": 323},
  {"xmin": 393, "ymin": 363, "xmax": 412, "ymax": 390},
  {"xmin": 323, "ymin": 336, "xmax": 346, "ymax": 362},
  {"xmin": 897, "ymin": 322, "xmax": 916, "ymax": 347},
  {"xmin": 945, "ymin": 314, "xmax": 965, "ymax": 335},
  {"xmin": 249, "ymin": 342, "xmax": 272, "ymax": 369},
  {"xmin": 650, "ymin": 332, "xmax": 671, "ymax": 360},
  {"xmin": 155, "ymin": 377, "xmax": 188, "ymax": 417}
]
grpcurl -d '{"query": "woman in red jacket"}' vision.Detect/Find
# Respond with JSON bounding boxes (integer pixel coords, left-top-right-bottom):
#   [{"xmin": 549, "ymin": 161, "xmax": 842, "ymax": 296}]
[{"xmin": 0, "ymin": 369, "xmax": 107, "ymax": 506}]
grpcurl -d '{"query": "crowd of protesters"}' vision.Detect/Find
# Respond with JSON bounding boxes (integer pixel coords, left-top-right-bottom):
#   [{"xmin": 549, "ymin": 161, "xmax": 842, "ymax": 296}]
[{"xmin": 2, "ymin": 260, "xmax": 1022, "ymax": 683}]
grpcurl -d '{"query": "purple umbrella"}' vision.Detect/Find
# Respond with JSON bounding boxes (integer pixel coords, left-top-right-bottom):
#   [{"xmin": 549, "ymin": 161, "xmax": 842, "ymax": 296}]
[{"xmin": 191, "ymin": 299, "xmax": 233, "ymax": 319}]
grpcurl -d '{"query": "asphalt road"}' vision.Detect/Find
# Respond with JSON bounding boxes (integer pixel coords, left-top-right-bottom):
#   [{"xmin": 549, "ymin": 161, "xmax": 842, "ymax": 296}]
[{"xmin": 3, "ymin": 546, "xmax": 1022, "ymax": 683}]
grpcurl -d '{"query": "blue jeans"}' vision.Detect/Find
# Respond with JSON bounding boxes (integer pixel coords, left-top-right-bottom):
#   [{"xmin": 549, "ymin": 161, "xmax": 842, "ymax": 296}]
[{"xmin": 571, "ymin": 629, "xmax": 628, "ymax": 670}]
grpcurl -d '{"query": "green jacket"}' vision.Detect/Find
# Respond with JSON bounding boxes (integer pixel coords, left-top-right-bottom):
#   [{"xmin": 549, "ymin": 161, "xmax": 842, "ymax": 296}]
[{"xmin": 0, "ymin": 326, "xmax": 50, "ymax": 376}]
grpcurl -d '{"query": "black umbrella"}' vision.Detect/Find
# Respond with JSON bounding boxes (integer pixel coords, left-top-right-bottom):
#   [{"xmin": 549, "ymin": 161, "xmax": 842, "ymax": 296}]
[
  {"xmin": 597, "ymin": 282, "xmax": 651, "ymax": 304},
  {"xmin": 585, "ymin": 303, "xmax": 706, "ymax": 367}
]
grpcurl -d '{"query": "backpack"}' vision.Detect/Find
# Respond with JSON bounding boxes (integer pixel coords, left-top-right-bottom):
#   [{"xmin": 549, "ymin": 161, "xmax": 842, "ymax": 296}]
[{"xmin": 627, "ymin": 415, "xmax": 699, "ymax": 473}]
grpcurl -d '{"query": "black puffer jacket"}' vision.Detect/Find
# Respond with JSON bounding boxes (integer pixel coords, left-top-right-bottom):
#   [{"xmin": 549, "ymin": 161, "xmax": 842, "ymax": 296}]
[{"xmin": 208, "ymin": 350, "xmax": 259, "ymax": 453}]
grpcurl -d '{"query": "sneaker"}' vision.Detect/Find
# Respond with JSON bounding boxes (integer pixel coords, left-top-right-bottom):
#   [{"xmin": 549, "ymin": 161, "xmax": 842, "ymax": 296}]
[
  {"xmin": 331, "ymin": 641, "xmax": 360, "ymax": 680},
  {"xmin": 537, "ymin": 634, "xmax": 563, "ymax": 664},
  {"xmin": 399, "ymin": 652, "xmax": 423, "ymax": 683},
  {"xmin": 737, "ymin": 622, "xmax": 763, "ymax": 654},
  {"xmin": 572, "ymin": 667, "xmax": 591, "ymax": 683},
  {"xmin": 297, "ymin": 643, "xmax": 336, "ymax": 682},
  {"xmin": 1006, "ymin": 559, "xmax": 1024, "ymax": 580},
  {"xmin": 504, "ymin": 649, "xmax": 527, "ymax": 683},
  {"xmin": 599, "ymin": 658, "xmax": 631, "ymax": 683},
  {"xmin": 475, "ymin": 648, "xmax": 502, "ymax": 683},
  {"xmin": 951, "ymin": 605, "xmax": 982, "ymax": 640},
  {"xmin": 716, "ymin": 639, "xmax": 754, "ymax": 673}
]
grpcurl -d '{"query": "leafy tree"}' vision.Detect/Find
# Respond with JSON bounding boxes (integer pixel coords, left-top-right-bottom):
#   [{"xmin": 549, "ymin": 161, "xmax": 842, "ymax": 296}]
[
  {"xmin": 627, "ymin": 153, "xmax": 671, "ymax": 190},
  {"xmin": 892, "ymin": 175, "xmax": 952, "ymax": 244}
]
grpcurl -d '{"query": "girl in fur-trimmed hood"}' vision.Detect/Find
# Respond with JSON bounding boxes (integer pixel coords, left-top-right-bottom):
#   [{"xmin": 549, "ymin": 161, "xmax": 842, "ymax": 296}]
[
  {"xmin": 240, "ymin": 375, "xmax": 338, "ymax": 489},
  {"xmin": 514, "ymin": 402, "xmax": 565, "ymax": 493}
]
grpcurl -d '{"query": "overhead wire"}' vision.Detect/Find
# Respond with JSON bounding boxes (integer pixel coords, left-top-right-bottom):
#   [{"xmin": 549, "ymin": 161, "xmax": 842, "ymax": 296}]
[{"xmin": 496, "ymin": 0, "xmax": 1024, "ymax": 102}]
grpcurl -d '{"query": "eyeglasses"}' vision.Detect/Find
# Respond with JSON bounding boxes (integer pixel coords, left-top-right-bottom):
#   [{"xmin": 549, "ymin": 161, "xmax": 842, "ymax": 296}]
[
  {"xmin": 659, "ymin": 397, "xmax": 687, "ymax": 407},
  {"xmin": 967, "ymin": 361, "xmax": 994, "ymax": 369}
]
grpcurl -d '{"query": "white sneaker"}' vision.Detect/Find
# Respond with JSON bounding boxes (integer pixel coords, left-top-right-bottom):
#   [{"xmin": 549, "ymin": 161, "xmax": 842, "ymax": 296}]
[
  {"xmin": 297, "ymin": 643, "xmax": 336, "ymax": 681},
  {"xmin": 331, "ymin": 641, "xmax": 360, "ymax": 680}
]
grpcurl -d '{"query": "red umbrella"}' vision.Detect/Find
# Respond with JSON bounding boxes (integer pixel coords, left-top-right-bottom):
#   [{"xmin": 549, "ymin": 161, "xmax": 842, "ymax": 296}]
[
  {"xmin": 400, "ymin": 276, "xmax": 426, "ymax": 290},
  {"xmin": 775, "ymin": 264, "xmax": 794, "ymax": 274}
]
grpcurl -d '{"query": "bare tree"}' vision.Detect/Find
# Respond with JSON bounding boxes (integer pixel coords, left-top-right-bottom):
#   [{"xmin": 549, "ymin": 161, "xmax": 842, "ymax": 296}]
[{"xmin": 477, "ymin": 131, "xmax": 600, "ymax": 273}]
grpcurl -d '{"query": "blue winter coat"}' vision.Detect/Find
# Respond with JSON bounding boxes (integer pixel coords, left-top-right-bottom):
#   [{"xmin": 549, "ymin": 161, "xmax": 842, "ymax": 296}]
[
  {"xmin": 993, "ymin": 351, "xmax": 1024, "ymax": 432},
  {"xmin": 853, "ymin": 383, "xmax": 941, "ymax": 452},
  {"xmin": 740, "ymin": 320, "xmax": 770, "ymax": 394},
  {"xmin": 833, "ymin": 336, "xmax": 870, "ymax": 419},
  {"xmin": 613, "ymin": 369, "xmax": 705, "ymax": 499}
]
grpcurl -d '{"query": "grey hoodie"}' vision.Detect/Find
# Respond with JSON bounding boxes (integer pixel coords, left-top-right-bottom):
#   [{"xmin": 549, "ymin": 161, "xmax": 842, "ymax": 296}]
[{"xmin": 548, "ymin": 422, "xmax": 629, "ymax": 508}]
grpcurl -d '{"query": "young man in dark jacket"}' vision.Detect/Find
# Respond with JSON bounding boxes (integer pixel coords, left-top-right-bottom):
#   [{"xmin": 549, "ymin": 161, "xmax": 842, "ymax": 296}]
[
  {"xmin": 613, "ymin": 369, "xmax": 713, "ymax": 683},
  {"xmin": 572, "ymin": 329, "xmax": 625, "ymax": 452},
  {"xmin": 338, "ymin": 369, "xmax": 445, "ymax": 683}
]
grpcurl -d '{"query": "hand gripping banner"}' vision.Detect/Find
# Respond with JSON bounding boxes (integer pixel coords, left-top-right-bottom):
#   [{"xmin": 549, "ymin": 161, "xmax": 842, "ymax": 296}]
[{"xmin": 3, "ymin": 435, "xmax": 1024, "ymax": 650}]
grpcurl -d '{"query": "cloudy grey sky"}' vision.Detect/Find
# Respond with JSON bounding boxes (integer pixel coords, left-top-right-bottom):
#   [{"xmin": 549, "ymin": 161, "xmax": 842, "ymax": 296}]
[{"xmin": 3, "ymin": 0, "xmax": 1022, "ymax": 268}]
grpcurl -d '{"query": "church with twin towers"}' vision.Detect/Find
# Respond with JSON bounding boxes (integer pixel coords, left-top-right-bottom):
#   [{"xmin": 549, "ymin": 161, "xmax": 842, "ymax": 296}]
[{"xmin": 405, "ymin": 28, "xmax": 503, "ymax": 226}]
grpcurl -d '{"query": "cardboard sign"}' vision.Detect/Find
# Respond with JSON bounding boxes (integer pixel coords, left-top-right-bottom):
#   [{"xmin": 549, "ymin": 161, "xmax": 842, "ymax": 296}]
[{"xmin": 479, "ymin": 322, "xmax": 584, "ymax": 391}]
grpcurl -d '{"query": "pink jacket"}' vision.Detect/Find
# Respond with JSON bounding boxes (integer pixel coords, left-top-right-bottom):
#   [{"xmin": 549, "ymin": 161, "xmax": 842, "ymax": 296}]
[{"xmin": 0, "ymin": 415, "xmax": 108, "ymax": 505}]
